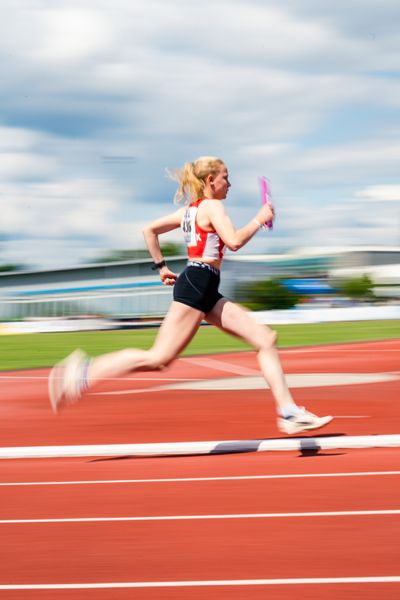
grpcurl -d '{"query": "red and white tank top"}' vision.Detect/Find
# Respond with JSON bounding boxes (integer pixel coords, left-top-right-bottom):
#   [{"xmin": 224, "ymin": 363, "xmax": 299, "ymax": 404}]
[{"xmin": 181, "ymin": 199, "xmax": 225, "ymax": 261}]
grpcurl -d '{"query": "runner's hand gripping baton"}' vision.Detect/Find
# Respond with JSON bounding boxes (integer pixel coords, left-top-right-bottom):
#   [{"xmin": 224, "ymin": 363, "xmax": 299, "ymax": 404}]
[{"xmin": 259, "ymin": 175, "xmax": 273, "ymax": 230}]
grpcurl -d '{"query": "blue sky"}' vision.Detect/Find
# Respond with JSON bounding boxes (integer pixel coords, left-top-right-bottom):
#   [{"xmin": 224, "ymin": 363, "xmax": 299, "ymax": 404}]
[{"xmin": 1, "ymin": 0, "xmax": 399, "ymax": 269}]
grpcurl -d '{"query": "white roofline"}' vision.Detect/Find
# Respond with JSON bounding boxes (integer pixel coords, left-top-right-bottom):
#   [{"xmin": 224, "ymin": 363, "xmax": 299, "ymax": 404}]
[{"xmin": 226, "ymin": 246, "xmax": 400, "ymax": 261}]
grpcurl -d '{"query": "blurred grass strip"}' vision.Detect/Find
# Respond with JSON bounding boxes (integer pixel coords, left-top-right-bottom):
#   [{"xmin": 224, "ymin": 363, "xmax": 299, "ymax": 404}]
[{"xmin": 0, "ymin": 320, "xmax": 398, "ymax": 371}]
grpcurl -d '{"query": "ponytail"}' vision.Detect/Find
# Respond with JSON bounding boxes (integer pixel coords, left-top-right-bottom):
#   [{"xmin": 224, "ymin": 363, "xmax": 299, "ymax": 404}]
[{"xmin": 168, "ymin": 156, "xmax": 224, "ymax": 204}]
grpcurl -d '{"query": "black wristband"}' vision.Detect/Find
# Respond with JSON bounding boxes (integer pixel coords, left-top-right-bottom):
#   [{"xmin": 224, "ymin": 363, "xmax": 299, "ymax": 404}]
[{"xmin": 151, "ymin": 259, "xmax": 166, "ymax": 271}]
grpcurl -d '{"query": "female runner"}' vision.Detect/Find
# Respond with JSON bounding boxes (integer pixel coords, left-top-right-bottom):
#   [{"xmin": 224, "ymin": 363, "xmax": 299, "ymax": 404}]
[{"xmin": 49, "ymin": 156, "xmax": 332, "ymax": 434}]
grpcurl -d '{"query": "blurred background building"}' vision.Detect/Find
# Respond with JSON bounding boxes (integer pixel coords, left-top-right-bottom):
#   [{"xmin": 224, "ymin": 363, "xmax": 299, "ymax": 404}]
[{"xmin": 0, "ymin": 247, "xmax": 399, "ymax": 322}]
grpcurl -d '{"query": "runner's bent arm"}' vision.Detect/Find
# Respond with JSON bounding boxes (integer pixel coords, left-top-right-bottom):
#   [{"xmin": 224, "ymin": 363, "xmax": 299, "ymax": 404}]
[
  {"xmin": 205, "ymin": 201, "xmax": 274, "ymax": 251},
  {"xmin": 142, "ymin": 208, "xmax": 184, "ymax": 285}
]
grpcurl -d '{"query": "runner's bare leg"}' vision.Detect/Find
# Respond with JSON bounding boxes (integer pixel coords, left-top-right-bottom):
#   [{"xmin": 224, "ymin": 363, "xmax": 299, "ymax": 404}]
[
  {"xmin": 205, "ymin": 298, "xmax": 296, "ymax": 411},
  {"xmin": 87, "ymin": 301, "xmax": 204, "ymax": 387}
]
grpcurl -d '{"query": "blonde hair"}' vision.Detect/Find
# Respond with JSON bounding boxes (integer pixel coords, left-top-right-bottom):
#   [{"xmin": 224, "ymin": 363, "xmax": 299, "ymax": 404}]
[{"xmin": 168, "ymin": 156, "xmax": 224, "ymax": 204}]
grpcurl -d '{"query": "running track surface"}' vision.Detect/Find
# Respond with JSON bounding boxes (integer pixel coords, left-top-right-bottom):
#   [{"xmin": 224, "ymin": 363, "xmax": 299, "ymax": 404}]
[{"xmin": 0, "ymin": 339, "xmax": 399, "ymax": 599}]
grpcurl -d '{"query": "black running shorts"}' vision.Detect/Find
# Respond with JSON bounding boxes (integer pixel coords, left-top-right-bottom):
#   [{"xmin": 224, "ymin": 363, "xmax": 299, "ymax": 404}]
[{"xmin": 173, "ymin": 263, "xmax": 224, "ymax": 314}]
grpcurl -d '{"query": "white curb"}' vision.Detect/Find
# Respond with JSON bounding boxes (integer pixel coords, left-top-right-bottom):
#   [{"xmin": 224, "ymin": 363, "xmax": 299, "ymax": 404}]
[{"xmin": 1, "ymin": 434, "xmax": 400, "ymax": 459}]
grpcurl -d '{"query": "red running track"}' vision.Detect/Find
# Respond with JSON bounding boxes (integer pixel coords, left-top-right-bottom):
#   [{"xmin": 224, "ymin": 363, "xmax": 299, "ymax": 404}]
[{"xmin": 0, "ymin": 340, "xmax": 399, "ymax": 599}]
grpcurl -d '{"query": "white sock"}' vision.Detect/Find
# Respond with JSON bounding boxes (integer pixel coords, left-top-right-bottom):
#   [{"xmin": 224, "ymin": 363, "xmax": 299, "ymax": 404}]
[
  {"xmin": 279, "ymin": 405, "xmax": 303, "ymax": 419},
  {"xmin": 81, "ymin": 359, "xmax": 91, "ymax": 392}
]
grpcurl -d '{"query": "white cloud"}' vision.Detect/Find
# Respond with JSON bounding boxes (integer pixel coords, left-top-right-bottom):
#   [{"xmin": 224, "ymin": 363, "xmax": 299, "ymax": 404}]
[
  {"xmin": 0, "ymin": 178, "xmax": 134, "ymax": 239},
  {"xmin": 285, "ymin": 139, "xmax": 400, "ymax": 186},
  {"xmin": 0, "ymin": 152, "xmax": 56, "ymax": 179},
  {"xmin": 355, "ymin": 185, "xmax": 400, "ymax": 202},
  {"xmin": 37, "ymin": 9, "xmax": 113, "ymax": 63},
  {"xmin": 1, "ymin": 6, "xmax": 114, "ymax": 65},
  {"xmin": 0, "ymin": 127, "xmax": 41, "ymax": 150}
]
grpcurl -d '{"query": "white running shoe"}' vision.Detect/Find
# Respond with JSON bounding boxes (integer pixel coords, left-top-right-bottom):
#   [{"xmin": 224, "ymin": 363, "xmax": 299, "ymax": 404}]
[
  {"xmin": 48, "ymin": 349, "xmax": 88, "ymax": 414},
  {"xmin": 278, "ymin": 408, "xmax": 333, "ymax": 435}
]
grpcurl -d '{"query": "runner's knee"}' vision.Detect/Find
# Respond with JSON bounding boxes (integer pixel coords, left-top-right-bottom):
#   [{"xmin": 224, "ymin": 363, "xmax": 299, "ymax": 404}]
[
  {"xmin": 270, "ymin": 329, "xmax": 278, "ymax": 346},
  {"xmin": 117, "ymin": 348, "xmax": 169, "ymax": 372},
  {"xmin": 146, "ymin": 349, "xmax": 174, "ymax": 370},
  {"xmin": 257, "ymin": 326, "xmax": 278, "ymax": 351}
]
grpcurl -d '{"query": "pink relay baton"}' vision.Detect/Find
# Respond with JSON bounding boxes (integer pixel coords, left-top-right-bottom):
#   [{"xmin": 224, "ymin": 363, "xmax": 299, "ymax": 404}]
[{"xmin": 259, "ymin": 175, "xmax": 273, "ymax": 230}]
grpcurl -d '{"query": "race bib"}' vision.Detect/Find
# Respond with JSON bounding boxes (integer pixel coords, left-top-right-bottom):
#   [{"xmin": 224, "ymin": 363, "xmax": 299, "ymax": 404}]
[{"xmin": 181, "ymin": 207, "xmax": 198, "ymax": 247}]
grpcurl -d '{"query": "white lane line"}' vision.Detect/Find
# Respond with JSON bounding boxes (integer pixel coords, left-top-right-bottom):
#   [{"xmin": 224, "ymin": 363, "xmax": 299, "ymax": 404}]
[
  {"xmin": 280, "ymin": 346, "xmax": 400, "ymax": 354},
  {"xmin": 305, "ymin": 414, "xmax": 370, "ymax": 420},
  {"xmin": 1, "ymin": 576, "xmax": 400, "ymax": 589},
  {"xmin": 183, "ymin": 357, "xmax": 260, "ymax": 376},
  {"xmin": 91, "ymin": 372, "xmax": 400, "ymax": 395},
  {"xmin": 156, "ymin": 372, "xmax": 400, "ymax": 391},
  {"xmin": 1, "ymin": 470, "xmax": 399, "ymax": 487},
  {"xmin": 1, "ymin": 509, "xmax": 399, "ymax": 524}
]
